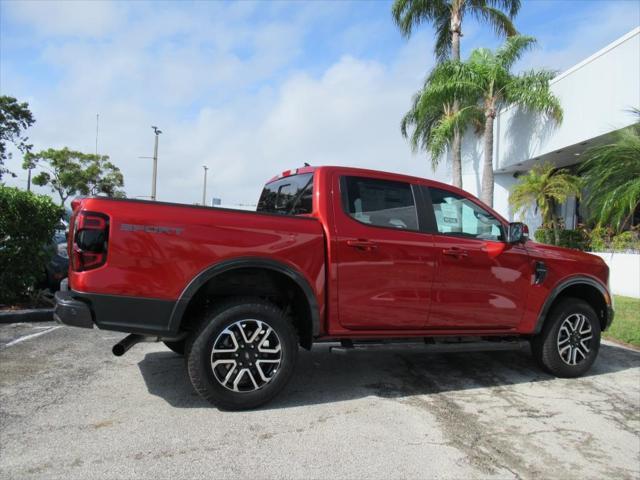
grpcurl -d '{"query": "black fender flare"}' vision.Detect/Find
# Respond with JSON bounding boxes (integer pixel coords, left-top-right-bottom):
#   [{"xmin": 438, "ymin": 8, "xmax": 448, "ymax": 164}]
[
  {"xmin": 168, "ymin": 257, "xmax": 321, "ymax": 337},
  {"xmin": 533, "ymin": 275, "xmax": 610, "ymax": 335}
]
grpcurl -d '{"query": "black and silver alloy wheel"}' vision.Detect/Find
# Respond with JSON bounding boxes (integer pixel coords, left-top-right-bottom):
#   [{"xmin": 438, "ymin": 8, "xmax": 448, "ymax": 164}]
[
  {"xmin": 557, "ymin": 313, "xmax": 593, "ymax": 366},
  {"xmin": 211, "ymin": 320, "xmax": 282, "ymax": 392},
  {"xmin": 531, "ymin": 297, "xmax": 601, "ymax": 378},
  {"xmin": 187, "ymin": 297, "xmax": 298, "ymax": 410}
]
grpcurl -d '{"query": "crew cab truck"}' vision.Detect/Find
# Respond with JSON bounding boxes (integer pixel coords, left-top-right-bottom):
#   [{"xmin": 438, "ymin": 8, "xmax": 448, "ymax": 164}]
[{"xmin": 55, "ymin": 166, "xmax": 613, "ymax": 410}]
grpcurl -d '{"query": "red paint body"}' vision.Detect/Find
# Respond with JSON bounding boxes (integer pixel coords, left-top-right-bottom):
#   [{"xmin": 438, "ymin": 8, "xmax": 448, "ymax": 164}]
[{"xmin": 68, "ymin": 166, "xmax": 610, "ymax": 339}]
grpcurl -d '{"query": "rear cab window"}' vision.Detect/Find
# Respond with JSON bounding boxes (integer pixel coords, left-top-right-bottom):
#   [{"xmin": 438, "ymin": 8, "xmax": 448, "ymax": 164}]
[{"xmin": 257, "ymin": 173, "xmax": 314, "ymax": 215}]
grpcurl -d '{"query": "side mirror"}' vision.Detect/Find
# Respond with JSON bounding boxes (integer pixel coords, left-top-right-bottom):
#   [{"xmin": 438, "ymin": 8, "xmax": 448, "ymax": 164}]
[{"xmin": 506, "ymin": 222, "xmax": 528, "ymax": 244}]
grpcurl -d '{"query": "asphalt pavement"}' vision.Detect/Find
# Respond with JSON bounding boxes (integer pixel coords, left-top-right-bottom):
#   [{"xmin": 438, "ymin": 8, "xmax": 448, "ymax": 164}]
[{"xmin": 1, "ymin": 321, "xmax": 639, "ymax": 479}]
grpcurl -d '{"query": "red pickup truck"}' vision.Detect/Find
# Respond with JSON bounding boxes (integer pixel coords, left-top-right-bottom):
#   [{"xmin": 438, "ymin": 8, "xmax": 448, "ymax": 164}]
[{"xmin": 55, "ymin": 166, "xmax": 613, "ymax": 410}]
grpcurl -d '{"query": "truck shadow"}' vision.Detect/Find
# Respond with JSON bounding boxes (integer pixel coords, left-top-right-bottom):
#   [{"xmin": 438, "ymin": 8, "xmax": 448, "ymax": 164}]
[{"xmin": 137, "ymin": 343, "xmax": 640, "ymax": 410}]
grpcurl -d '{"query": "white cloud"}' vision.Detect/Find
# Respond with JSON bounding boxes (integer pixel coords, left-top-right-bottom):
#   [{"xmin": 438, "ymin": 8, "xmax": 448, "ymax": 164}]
[
  {"xmin": 5, "ymin": 0, "xmax": 123, "ymax": 37},
  {"xmin": 2, "ymin": 2, "xmax": 433, "ymax": 206},
  {"xmin": 2, "ymin": 1, "xmax": 637, "ymax": 208}
]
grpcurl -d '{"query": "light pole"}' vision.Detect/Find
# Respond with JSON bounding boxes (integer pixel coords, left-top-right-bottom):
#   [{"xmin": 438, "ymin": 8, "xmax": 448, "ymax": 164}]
[
  {"xmin": 151, "ymin": 126, "xmax": 162, "ymax": 200},
  {"xmin": 202, "ymin": 165, "xmax": 209, "ymax": 205}
]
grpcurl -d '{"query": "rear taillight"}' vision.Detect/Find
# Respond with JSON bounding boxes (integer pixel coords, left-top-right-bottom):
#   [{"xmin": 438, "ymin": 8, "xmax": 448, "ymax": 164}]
[{"xmin": 72, "ymin": 211, "xmax": 109, "ymax": 271}]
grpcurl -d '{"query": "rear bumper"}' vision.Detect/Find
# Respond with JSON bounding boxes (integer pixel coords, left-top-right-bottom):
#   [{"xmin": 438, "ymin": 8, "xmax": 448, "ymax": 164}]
[
  {"xmin": 54, "ymin": 291, "xmax": 94, "ymax": 329},
  {"xmin": 54, "ymin": 290, "xmax": 176, "ymax": 336}
]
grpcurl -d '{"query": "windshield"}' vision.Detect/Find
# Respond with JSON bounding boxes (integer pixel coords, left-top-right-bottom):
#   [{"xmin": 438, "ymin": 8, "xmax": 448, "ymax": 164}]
[{"xmin": 257, "ymin": 173, "xmax": 314, "ymax": 215}]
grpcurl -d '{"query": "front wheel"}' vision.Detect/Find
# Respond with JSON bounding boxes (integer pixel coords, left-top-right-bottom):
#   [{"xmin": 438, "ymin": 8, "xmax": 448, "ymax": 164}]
[
  {"xmin": 531, "ymin": 298, "xmax": 601, "ymax": 377},
  {"xmin": 186, "ymin": 298, "xmax": 298, "ymax": 410}
]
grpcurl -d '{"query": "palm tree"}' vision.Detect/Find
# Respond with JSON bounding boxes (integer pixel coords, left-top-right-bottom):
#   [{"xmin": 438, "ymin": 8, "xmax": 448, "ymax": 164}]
[
  {"xmin": 401, "ymin": 74, "xmax": 482, "ymax": 178},
  {"xmin": 580, "ymin": 109, "xmax": 640, "ymax": 232},
  {"xmin": 392, "ymin": 0, "xmax": 520, "ymax": 188},
  {"xmin": 427, "ymin": 35, "xmax": 563, "ymax": 206},
  {"xmin": 509, "ymin": 163, "xmax": 582, "ymax": 244}
]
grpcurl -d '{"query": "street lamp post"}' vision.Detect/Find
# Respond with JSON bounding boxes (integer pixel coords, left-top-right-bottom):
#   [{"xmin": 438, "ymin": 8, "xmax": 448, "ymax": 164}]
[
  {"xmin": 151, "ymin": 126, "xmax": 162, "ymax": 201},
  {"xmin": 202, "ymin": 165, "xmax": 209, "ymax": 205}
]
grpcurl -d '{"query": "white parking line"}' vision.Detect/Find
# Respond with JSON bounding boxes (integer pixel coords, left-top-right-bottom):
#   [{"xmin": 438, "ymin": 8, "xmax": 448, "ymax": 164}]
[{"xmin": 2, "ymin": 326, "xmax": 62, "ymax": 349}]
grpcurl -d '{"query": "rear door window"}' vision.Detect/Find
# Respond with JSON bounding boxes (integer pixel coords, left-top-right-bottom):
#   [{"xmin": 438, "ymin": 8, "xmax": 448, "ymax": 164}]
[
  {"xmin": 342, "ymin": 176, "xmax": 418, "ymax": 230},
  {"xmin": 257, "ymin": 173, "xmax": 314, "ymax": 215}
]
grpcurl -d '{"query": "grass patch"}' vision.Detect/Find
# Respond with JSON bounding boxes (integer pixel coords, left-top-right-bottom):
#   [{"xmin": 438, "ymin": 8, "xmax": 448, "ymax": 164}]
[{"xmin": 604, "ymin": 295, "xmax": 640, "ymax": 347}]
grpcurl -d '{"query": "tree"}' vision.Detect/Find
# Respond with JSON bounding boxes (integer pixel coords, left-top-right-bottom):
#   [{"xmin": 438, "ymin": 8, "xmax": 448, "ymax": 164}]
[
  {"xmin": 580, "ymin": 109, "xmax": 640, "ymax": 232},
  {"xmin": 0, "ymin": 186, "xmax": 62, "ymax": 303},
  {"xmin": 427, "ymin": 35, "xmax": 563, "ymax": 206},
  {"xmin": 401, "ymin": 75, "xmax": 483, "ymax": 174},
  {"xmin": 509, "ymin": 163, "xmax": 581, "ymax": 244},
  {"xmin": 392, "ymin": 0, "xmax": 520, "ymax": 188},
  {"xmin": 23, "ymin": 148, "xmax": 125, "ymax": 206},
  {"xmin": 0, "ymin": 96, "xmax": 35, "ymax": 181}
]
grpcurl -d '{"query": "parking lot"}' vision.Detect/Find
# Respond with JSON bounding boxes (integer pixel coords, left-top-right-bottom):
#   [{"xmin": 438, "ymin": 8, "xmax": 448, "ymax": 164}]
[{"xmin": 1, "ymin": 322, "xmax": 639, "ymax": 480}]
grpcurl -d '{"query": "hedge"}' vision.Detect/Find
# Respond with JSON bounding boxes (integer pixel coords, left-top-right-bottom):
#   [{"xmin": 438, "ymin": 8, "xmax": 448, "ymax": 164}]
[
  {"xmin": 533, "ymin": 228, "xmax": 589, "ymax": 250},
  {"xmin": 0, "ymin": 186, "xmax": 63, "ymax": 304},
  {"xmin": 534, "ymin": 226, "xmax": 640, "ymax": 252}
]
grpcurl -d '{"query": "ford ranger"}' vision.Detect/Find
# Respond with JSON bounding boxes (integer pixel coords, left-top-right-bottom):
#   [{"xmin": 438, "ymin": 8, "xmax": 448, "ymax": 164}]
[{"xmin": 54, "ymin": 166, "xmax": 613, "ymax": 410}]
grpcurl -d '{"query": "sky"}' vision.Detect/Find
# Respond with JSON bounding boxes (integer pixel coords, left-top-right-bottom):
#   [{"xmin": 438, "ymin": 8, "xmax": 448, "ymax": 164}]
[{"xmin": 1, "ymin": 0, "xmax": 639, "ymax": 206}]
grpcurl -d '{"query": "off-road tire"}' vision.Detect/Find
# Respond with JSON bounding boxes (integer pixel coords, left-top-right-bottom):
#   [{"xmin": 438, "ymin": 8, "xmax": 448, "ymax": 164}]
[
  {"xmin": 186, "ymin": 297, "xmax": 298, "ymax": 410},
  {"xmin": 531, "ymin": 297, "xmax": 601, "ymax": 377}
]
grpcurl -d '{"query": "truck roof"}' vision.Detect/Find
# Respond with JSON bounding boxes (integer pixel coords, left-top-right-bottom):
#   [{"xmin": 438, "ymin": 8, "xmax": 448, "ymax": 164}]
[{"xmin": 267, "ymin": 165, "xmax": 473, "ymax": 199}]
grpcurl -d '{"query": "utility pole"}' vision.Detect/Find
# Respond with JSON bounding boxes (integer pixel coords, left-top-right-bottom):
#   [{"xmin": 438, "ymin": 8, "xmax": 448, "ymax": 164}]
[
  {"xmin": 27, "ymin": 168, "xmax": 32, "ymax": 192},
  {"xmin": 151, "ymin": 126, "xmax": 162, "ymax": 201},
  {"xmin": 95, "ymin": 114, "xmax": 100, "ymax": 157},
  {"xmin": 202, "ymin": 165, "xmax": 209, "ymax": 205}
]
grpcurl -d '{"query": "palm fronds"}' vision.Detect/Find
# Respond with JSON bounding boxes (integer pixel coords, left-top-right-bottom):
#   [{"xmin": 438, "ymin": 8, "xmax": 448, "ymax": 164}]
[
  {"xmin": 510, "ymin": 163, "xmax": 582, "ymax": 226},
  {"xmin": 580, "ymin": 115, "xmax": 640, "ymax": 231}
]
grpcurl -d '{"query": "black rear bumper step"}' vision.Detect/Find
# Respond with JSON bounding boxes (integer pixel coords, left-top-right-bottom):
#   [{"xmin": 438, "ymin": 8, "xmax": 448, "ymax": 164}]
[{"xmin": 54, "ymin": 291, "xmax": 94, "ymax": 329}]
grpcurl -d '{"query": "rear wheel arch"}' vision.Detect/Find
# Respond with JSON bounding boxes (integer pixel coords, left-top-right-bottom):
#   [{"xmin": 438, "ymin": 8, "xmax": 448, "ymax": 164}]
[
  {"xmin": 168, "ymin": 258, "xmax": 320, "ymax": 349},
  {"xmin": 534, "ymin": 276, "xmax": 610, "ymax": 335}
]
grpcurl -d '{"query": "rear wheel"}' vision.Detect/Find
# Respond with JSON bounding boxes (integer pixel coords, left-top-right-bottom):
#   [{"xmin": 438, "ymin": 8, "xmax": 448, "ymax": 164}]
[
  {"xmin": 531, "ymin": 298, "xmax": 601, "ymax": 377},
  {"xmin": 186, "ymin": 298, "xmax": 298, "ymax": 410}
]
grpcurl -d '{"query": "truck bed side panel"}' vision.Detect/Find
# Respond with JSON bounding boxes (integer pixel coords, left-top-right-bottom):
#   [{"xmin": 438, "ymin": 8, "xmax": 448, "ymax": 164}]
[{"xmin": 70, "ymin": 198, "xmax": 325, "ymax": 333}]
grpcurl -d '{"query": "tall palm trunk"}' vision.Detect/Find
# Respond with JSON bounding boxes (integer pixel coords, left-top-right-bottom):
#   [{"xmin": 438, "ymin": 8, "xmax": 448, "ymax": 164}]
[
  {"xmin": 480, "ymin": 110, "xmax": 495, "ymax": 207},
  {"xmin": 450, "ymin": 9, "xmax": 463, "ymax": 188}
]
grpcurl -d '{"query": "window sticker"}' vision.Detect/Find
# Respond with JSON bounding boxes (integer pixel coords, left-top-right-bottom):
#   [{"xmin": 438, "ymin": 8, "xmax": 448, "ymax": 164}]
[{"xmin": 440, "ymin": 203, "xmax": 460, "ymax": 227}]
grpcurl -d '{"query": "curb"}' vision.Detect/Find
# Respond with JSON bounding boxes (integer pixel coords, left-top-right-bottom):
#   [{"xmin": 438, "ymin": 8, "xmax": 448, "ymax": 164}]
[{"xmin": 0, "ymin": 309, "xmax": 54, "ymax": 324}]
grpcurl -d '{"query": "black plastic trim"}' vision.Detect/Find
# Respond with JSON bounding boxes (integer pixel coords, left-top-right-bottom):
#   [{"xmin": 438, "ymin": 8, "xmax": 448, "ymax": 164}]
[
  {"xmin": 54, "ymin": 291, "xmax": 93, "ymax": 329},
  {"xmin": 533, "ymin": 276, "xmax": 611, "ymax": 335},
  {"xmin": 59, "ymin": 290, "xmax": 176, "ymax": 335},
  {"xmin": 417, "ymin": 185, "xmax": 438, "ymax": 233},
  {"xmin": 168, "ymin": 257, "xmax": 321, "ymax": 337}
]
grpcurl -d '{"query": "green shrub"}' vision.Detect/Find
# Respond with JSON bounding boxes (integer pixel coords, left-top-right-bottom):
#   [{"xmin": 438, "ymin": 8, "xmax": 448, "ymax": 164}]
[
  {"xmin": 610, "ymin": 230, "xmax": 640, "ymax": 252},
  {"xmin": 533, "ymin": 227, "xmax": 553, "ymax": 244},
  {"xmin": 587, "ymin": 227, "xmax": 640, "ymax": 252},
  {"xmin": 533, "ymin": 227, "xmax": 588, "ymax": 250},
  {"xmin": 588, "ymin": 226, "xmax": 609, "ymax": 252},
  {"xmin": 0, "ymin": 186, "xmax": 62, "ymax": 304},
  {"xmin": 558, "ymin": 229, "xmax": 589, "ymax": 250}
]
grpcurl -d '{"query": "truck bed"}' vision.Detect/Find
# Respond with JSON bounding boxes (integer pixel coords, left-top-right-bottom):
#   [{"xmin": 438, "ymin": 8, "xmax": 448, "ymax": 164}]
[{"xmin": 68, "ymin": 197, "xmax": 326, "ymax": 335}]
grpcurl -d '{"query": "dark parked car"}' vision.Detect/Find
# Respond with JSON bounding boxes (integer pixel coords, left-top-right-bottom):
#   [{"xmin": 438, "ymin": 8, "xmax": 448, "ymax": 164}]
[{"xmin": 43, "ymin": 228, "xmax": 69, "ymax": 291}]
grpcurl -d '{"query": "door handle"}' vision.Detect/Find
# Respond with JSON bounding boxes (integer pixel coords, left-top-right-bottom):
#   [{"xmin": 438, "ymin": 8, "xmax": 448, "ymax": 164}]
[
  {"xmin": 347, "ymin": 239, "xmax": 378, "ymax": 251},
  {"xmin": 443, "ymin": 247, "xmax": 468, "ymax": 258}
]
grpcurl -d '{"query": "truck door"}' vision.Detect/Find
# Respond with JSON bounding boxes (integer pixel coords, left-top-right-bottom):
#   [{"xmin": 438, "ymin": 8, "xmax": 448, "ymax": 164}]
[
  {"xmin": 425, "ymin": 186, "xmax": 530, "ymax": 329},
  {"xmin": 333, "ymin": 174, "xmax": 435, "ymax": 330}
]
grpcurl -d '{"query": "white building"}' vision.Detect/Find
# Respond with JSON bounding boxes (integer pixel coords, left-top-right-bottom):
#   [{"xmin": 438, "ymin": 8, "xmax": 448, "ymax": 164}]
[{"xmin": 431, "ymin": 27, "xmax": 640, "ymax": 231}]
